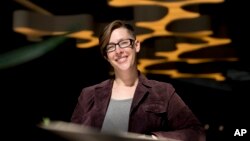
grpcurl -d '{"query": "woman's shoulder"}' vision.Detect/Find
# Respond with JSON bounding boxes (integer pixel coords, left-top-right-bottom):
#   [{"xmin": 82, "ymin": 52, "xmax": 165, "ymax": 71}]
[
  {"xmin": 147, "ymin": 79, "xmax": 175, "ymax": 90},
  {"xmin": 140, "ymin": 74, "xmax": 174, "ymax": 89}
]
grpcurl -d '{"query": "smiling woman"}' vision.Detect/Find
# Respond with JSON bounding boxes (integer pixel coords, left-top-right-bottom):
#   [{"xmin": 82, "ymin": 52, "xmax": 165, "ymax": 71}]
[{"xmin": 70, "ymin": 20, "xmax": 206, "ymax": 141}]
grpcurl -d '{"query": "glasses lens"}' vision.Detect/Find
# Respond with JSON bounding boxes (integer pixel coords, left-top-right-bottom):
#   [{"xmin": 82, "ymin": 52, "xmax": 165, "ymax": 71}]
[
  {"xmin": 119, "ymin": 39, "xmax": 131, "ymax": 48},
  {"xmin": 106, "ymin": 45, "xmax": 115, "ymax": 52}
]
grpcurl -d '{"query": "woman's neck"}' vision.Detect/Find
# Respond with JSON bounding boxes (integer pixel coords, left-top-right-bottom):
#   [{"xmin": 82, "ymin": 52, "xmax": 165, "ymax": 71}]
[
  {"xmin": 112, "ymin": 69, "xmax": 139, "ymax": 100},
  {"xmin": 114, "ymin": 69, "xmax": 138, "ymax": 87}
]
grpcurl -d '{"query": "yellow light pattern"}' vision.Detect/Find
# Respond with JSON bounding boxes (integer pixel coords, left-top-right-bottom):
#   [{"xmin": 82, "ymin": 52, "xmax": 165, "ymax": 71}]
[{"xmin": 13, "ymin": 0, "xmax": 238, "ymax": 81}]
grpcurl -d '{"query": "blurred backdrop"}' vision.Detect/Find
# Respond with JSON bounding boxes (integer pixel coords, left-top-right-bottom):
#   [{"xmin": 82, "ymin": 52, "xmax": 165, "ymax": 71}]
[{"xmin": 1, "ymin": 0, "xmax": 249, "ymax": 141}]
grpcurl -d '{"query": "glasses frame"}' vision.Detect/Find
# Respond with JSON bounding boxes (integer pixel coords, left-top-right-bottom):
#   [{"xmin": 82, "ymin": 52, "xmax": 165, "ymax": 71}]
[{"xmin": 106, "ymin": 39, "xmax": 135, "ymax": 53}]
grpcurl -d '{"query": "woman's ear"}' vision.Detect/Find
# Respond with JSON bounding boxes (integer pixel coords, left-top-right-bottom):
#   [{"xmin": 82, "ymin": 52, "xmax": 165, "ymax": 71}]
[{"xmin": 135, "ymin": 40, "xmax": 140, "ymax": 53}]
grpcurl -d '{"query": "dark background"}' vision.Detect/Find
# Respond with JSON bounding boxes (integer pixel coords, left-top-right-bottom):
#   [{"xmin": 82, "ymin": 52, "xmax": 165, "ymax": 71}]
[{"xmin": 1, "ymin": 0, "xmax": 249, "ymax": 141}]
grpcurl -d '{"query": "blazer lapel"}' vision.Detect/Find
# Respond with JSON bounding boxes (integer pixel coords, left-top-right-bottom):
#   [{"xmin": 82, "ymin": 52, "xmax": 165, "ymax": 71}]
[
  {"xmin": 130, "ymin": 74, "xmax": 151, "ymax": 113},
  {"xmin": 93, "ymin": 79, "xmax": 113, "ymax": 128}
]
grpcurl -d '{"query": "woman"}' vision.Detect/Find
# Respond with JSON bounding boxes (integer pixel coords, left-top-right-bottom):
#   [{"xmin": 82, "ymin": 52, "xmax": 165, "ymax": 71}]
[{"xmin": 71, "ymin": 20, "xmax": 206, "ymax": 141}]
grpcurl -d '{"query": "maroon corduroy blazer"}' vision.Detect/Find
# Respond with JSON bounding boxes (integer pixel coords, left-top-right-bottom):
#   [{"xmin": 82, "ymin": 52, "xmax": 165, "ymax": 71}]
[{"xmin": 71, "ymin": 73, "xmax": 206, "ymax": 141}]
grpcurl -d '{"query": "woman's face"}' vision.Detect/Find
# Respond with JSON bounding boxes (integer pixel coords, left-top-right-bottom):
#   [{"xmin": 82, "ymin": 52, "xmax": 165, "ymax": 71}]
[{"xmin": 106, "ymin": 27, "xmax": 140, "ymax": 72}]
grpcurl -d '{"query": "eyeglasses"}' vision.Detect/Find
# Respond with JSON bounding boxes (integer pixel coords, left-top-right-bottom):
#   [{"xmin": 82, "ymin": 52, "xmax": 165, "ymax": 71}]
[{"xmin": 106, "ymin": 39, "xmax": 135, "ymax": 53}]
